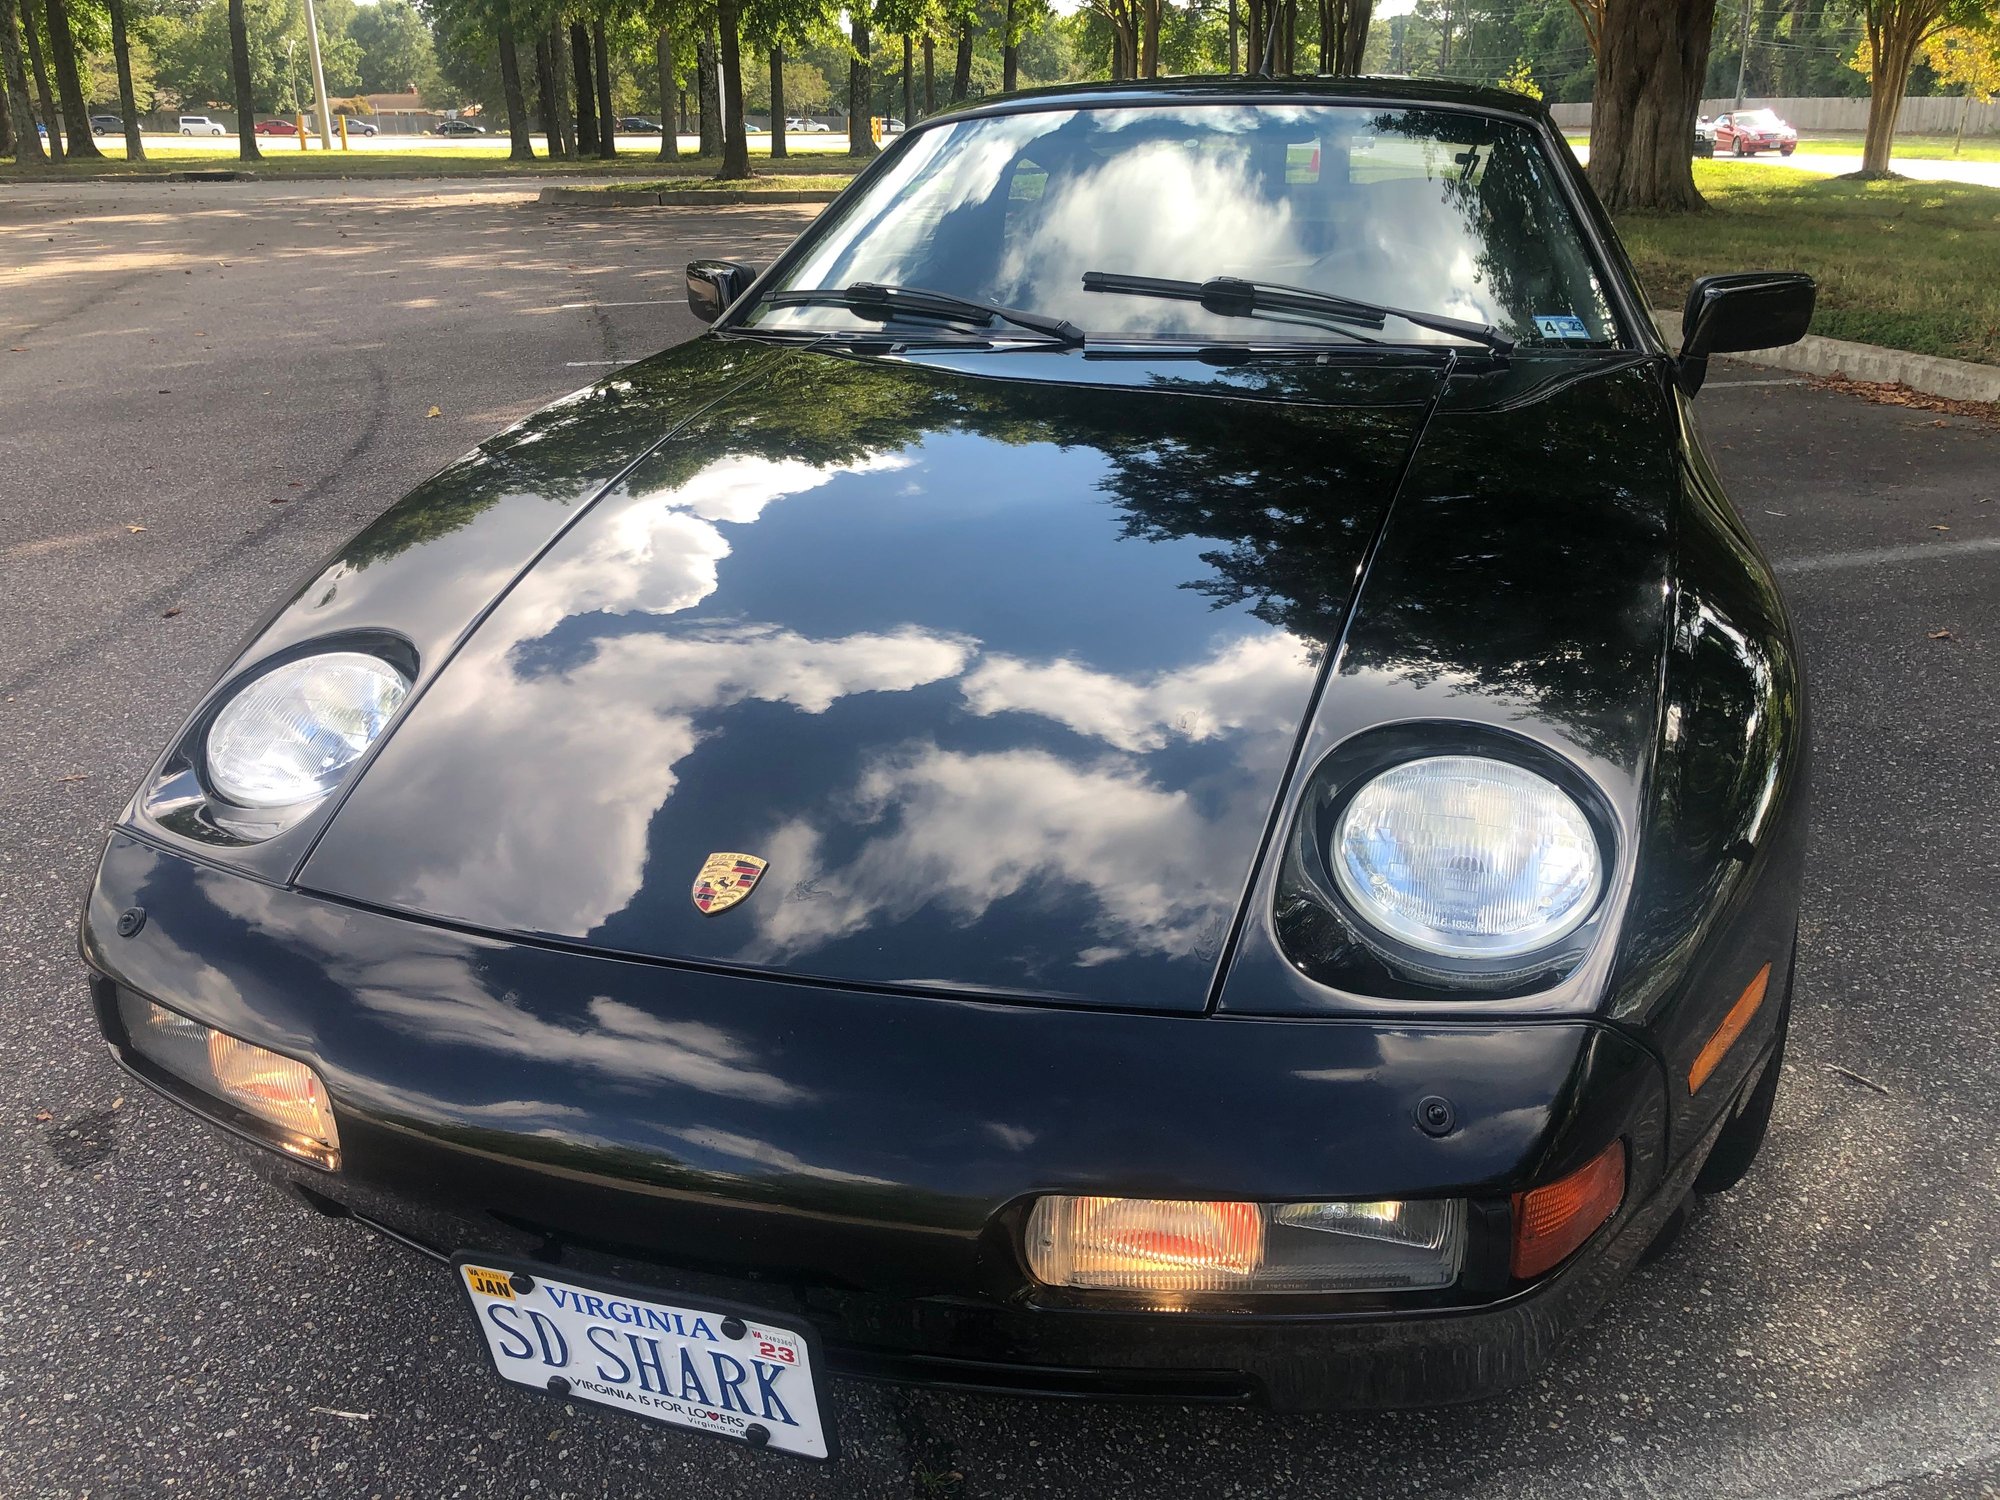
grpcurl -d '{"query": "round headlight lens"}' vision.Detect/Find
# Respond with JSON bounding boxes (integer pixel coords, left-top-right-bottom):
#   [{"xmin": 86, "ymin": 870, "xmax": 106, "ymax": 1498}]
[
  {"xmin": 205, "ymin": 652, "xmax": 410, "ymax": 808},
  {"xmin": 1331, "ymin": 755, "xmax": 1602, "ymax": 960}
]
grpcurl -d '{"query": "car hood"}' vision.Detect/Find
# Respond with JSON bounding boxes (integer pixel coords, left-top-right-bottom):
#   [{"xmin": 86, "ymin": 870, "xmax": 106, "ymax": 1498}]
[{"xmin": 297, "ymin": 343, "xmax": 1443, "ymax": 1010}]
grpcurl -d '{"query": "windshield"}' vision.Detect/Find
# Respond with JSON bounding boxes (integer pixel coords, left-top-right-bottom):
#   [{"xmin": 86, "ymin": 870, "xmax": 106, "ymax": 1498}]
[
  {"xmin": 1737, "ymin": 110, "xmax": 1783, "ymax": 128},
  {"xmin": 741, "ymin": 102, "xmax": 1620, "ymax": 349}
]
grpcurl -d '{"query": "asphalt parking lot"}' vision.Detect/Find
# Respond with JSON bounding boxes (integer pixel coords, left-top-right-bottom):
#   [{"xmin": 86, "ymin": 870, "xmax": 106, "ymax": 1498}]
[{"xmin": 2, "ymin": 179, "xmax": 1998, "ymax": 1500}]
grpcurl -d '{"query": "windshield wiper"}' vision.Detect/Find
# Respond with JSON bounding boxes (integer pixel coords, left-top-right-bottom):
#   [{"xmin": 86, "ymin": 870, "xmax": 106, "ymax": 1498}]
[
  {"xmin": 1081, "ymin": 271, "xmax": 1514, "ymax": 355},
  {"xmin": 765, "ymin": 282, "xmax": 1085, "ymax": 346}
]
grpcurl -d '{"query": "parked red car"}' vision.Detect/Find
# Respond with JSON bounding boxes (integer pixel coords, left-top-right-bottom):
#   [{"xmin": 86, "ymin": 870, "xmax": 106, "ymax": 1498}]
[
  {"xmin": 253, "ymin": 118, "xmax": 303, "ymax": 137},
  {"xmin": 1712, "ymin": 109, "xmax": 1797, "ymax": 157}
]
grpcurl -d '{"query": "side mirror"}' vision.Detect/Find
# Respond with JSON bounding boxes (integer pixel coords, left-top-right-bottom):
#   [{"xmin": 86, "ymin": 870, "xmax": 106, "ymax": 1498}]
[
  {"xmin": 1675, "ymin": 271, "xmax": 1815, "ymax": 395},
  {"xmin": 686, "ymin": 259, "xmax": 761, "ymax": 323}
]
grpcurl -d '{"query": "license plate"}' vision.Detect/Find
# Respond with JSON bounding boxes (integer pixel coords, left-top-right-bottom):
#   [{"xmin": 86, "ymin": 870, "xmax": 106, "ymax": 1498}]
[{"xmin": 454, "ymin": 1256, "xmax": 833, "ymax": 1460}]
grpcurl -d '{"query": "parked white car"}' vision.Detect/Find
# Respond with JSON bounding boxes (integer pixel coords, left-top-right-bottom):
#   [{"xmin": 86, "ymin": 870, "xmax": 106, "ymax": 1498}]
[
  {"xmin": 785, "ymin": 116, "xmax": 831, "ymax": 133},
  {"xmin": 179, "ymin": 115, "xmax": 227, "ymax": 136}
]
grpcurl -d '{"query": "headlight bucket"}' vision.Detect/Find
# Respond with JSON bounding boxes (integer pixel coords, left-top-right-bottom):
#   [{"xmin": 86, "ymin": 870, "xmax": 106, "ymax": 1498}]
[
  {"xmin": 204, "ymin": 650, "xmax": 410, "ymax": 809},
  {"xmin": 135, "ymin": 634, "xmax": 417, "ymax": 850},
  {"xmin": 1275, "ymin": 726, "xmax": 1617, "ymax": 997}
]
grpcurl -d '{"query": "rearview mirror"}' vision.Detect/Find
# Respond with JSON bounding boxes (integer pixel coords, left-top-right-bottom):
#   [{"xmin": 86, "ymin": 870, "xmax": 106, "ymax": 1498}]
[
  {"xmin": 686, "ymin": 260, "xmax": 761, "ymax": 323},
  {"xmin": 1676, "ymin": 272, "xmax": 1816, "ymax": 395}
]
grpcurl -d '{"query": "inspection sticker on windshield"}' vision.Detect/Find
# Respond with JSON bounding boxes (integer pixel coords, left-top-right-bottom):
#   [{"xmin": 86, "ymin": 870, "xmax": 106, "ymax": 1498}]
[
  {"xmin": 1286, "ymin": 141, "xmax": 1322, "ymax": 183},
  {"xmin": 1534, "ymin": 313, "xmax": 1591, "ymax": 340},
  {"xmin": 455, "ymin": 1256, "xmax": 833, "ymax": 1459}
]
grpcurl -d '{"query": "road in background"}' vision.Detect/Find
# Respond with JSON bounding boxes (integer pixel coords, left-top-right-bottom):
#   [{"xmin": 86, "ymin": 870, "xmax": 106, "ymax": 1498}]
[
  {"xmin": 60, "ymin": 130, "xmax": 858, "ymax": 156},
  {"xmin": 2, "ymin": 178, "xmax": 1998, "ymax": 1499}
]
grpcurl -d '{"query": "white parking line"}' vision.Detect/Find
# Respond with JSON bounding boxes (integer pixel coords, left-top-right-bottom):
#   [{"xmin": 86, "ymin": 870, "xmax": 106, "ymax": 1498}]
[
  {"xmin": 565, "ymin": 360, "xmax": 625, "ymax": 366},
  {"xmin": 557, "ymin": 299, "xmax": 679, "ymax": 309},
  {"xmin": 1705, "ymin": 378, "xmax": 1809, "ymax": 388},
  {"xmin": 1778, "ymin": 537, "xmax": 2000, "ymax": 574}
]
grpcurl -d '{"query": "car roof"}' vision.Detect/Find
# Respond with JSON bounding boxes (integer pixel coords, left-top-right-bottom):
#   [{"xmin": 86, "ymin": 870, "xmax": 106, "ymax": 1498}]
[{"xmin": 936, "ymin": 74, "xmax": 1551, "ymax": 124}]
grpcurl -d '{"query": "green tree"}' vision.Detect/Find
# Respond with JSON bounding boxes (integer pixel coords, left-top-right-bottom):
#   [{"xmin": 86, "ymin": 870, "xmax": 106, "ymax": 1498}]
[
  {"xmin": 351, "ymin": 0, "xmax": 436, "ymax": 91},
  {"xmin": 1849, "ymin": 0, "xmax": 1996, "ymax": 174}
]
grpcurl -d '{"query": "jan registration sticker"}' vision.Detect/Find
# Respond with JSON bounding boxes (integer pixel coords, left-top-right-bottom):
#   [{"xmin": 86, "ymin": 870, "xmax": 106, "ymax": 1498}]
[{"xmin": 455, "ymin": 1257, "xmax": 833, "ymax": 1460}]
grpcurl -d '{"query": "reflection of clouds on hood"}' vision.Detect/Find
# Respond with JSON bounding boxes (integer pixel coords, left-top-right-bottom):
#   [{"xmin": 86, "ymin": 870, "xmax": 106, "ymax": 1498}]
[
  {"xmin": 742, "ymin": 745, "xmax": 1235, "ymax": 968},
  {"xmin": 196, "ymin": 874, "xmax": 805, "ymax": 1106},
  {"xmin": 383, "ymin": 622, "xmax": 974, "ymax": 934},
  {"xmin": 504, "ymin": 451, "xmax": 911, "ymax": 638},
  {"xmin": 661, "ymin": 1125, "xmax": 895, "ymax": 1186},
  {"xmin": 962, "ymin": 632, "xmax": 1314, "ymax": 753}
]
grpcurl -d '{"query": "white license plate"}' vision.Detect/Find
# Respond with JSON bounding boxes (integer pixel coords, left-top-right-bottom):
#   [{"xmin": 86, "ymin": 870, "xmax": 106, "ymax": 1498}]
[{"xmin": 455, "ymin": 1257, "xmax": 832, "ymax": 1460}]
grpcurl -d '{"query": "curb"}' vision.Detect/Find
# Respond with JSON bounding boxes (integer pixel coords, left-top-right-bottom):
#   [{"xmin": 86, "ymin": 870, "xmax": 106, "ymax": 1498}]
[
  {"xmin": 538, "ymin": 185, "xmax": 842, "ymax": 207},
  {"xmin": 1655, "ymin": 309, "xmax": 2000, "ymax": 404}
]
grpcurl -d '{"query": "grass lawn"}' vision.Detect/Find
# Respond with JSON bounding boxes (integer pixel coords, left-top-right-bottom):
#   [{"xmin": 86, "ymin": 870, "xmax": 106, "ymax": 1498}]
[
  {"xmin": 1791, "ymin": 132, "xmax": 2000, "ymax": 163},
  {"xmin": 1616, "ymin": 161, "xmax": 2000, "ymax": 364},
  {"xmin": 621, "ymin": 174, "xmax": 854, "ymax": 193},
  {"xmin": 0, "ymin": 141, "xmax": 866, "ymax": 182}
]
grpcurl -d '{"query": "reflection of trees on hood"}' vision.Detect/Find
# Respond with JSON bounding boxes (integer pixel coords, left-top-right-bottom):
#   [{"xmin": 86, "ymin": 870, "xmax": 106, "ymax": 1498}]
[
  {"xmin": 330, "ymin": 335, "xmax": 1678, "ymax": 758},
  {"xmin": 610, "ymin": 347, "xmax": 1422, "ymax": 656},
  {"xmin": 1337, "ymin": 360, "xmax": 1676, "ymax": 759}
]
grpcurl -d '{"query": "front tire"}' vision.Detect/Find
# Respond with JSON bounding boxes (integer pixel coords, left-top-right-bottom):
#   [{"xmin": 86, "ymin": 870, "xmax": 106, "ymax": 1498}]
[{"xmin": 1733, "ymin": 137, "xmax": 1746, "ymax": 157}]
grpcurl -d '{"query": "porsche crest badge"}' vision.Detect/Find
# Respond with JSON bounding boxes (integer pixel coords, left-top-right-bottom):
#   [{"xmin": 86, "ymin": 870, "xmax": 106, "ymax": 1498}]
[{"xmin": 692, "ymin": 852, "xmax": 768, "ymax": 916}]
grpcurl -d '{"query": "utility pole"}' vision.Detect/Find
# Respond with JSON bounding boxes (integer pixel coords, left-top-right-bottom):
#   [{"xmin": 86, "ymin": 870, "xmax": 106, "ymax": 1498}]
[
  {"xmin": 301, "ymin": 0, "xmax": 335, "ymax": 148},
  {"xmin": 1733, "ymin": 0, "xmax": 1751, "ymax": 109}
]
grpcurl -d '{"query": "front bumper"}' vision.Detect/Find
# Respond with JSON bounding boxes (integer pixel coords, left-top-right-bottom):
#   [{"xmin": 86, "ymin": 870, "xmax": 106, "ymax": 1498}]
[{"xmin": 85, "ymin": 831, "xmax": 1680, "ymax": 1411}]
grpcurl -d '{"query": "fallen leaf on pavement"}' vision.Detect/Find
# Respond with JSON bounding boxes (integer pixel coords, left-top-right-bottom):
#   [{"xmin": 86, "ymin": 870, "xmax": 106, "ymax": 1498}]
[
  {"xmin": 34, "ymin": 1110, "xmax": 52, "ymax": 1122},
  {"xmin": 425, "ymin": 405, "xmax": 442, "ymax": 418},
  {"xmin": 162, "ymin": 607, "xmax": 182, "ymax": 618},
  {"xmin": 57, "ymin": 773, "xmax": 88, "ymax": 783},
  {"xmin": 1929, "ymin": 628, "xmax": 1954, "ymax": 640},
  {"xmin": 1931, "ymin": 524, "xmax": 1951, "ymax": 532},
  {"xmin": 124, "ymin": 524, "xmax": 145, "ymax": 533}
]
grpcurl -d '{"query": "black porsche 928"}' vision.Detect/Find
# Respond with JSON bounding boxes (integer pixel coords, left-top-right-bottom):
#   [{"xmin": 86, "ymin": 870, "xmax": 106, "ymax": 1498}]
[{"xmin": 82, "ymin": 77, "xmax": 1814, "ymax": 1453}]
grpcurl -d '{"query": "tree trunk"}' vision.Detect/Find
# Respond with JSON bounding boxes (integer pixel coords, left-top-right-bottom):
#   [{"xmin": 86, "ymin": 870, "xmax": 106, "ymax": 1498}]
[
  {"xmin": 768, "ymin": 44, "xmax": 785, "ymax": 158},
  {"xmin": 696, "ymin": 28, "xmax": 719, "ymax": 155},
  {"xmin": 950, "ymin": 22, "xmax": 972, "ymax": 101},
  {"xmin": 1002, "ymin": 0, "xmax": 1017, "ymax": 91},
  {"xmin": 593, "ymin": 19, "xmax": 615, "ymax": 159},
  {"xmin": 1337, "ymin": 0, "xmax": 1371, "ymax": 72},
  {"xmin": 848, "ymin": 13, "xmax": 877, "ymax": 157},
  {"xmin": 1141, "ymin": 0, "xmax": 1159, "ymax": 77},
  {"xmin": 534, "ymin": 30, "xmax": 565, "ymax": 156},
  {"xmin": 1282, "ymin": 0, "xmax": 1296, "ymax": 73},
  {"xmin": 24, "ymin": 0, "xmax": 58, "ymax": 161},
  {"xmin": 550, "ymin": 25, "xmax": 575, "ymax": 155},
  {"xmin": 1245, "ymin": 0, "xmax": 1266, "ymax": 73},
  {"xmin": 569, "ymin": 20, "xmax": 597, "ymax": 154},
  {"xmin": 498, "ymin": 25, "xmax": 534, "ymax": 159},
  {"xmin": 0, "ymin": 68, "xmax": 12, "ymax": 158},
  {"xmin": 107, "ymin": 0, "xmax": 141, "ymax": 159},
  {"xmin": 716, "ymin": 0, "xmax": 748, "ymax": 177},
  {"xmin": 922, "ymin": 33, "xmax": 933, "ymax": 113},
  {"xmin": 43, "ymin": 0, "xmax": 98, "ymax": 157},
  {"xmin": 2, "ymin": 0, "xmax": 46, "ymax": 163},
  {"xmin": 1586, "ymin": 0, "xmax": 1715, "ymax": 212},
  {"xmin": 1858, "ymin": 23, "xmax": 1924, "ymax": 177},
  {"xmin": 656, "ymin": 26, "xmax": 678, "ymax": 158},
  {"xmin": 903, "ymin": 32, "xmax": 913, "ymax": 121},
  {"xmin": 226, "ymin": 0, "xmax": 261, "ymax": 161}
]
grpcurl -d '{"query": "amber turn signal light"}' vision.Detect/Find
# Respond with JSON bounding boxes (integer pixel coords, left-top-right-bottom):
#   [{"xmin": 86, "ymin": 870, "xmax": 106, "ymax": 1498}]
[
  {"xmin": 1510, "ymin": 1139, "xmax": 1626, "ymax": 1279},
  {"xmin": 1688, "ymin": 962, "xmax": 1773, "ymax": 1094}
]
